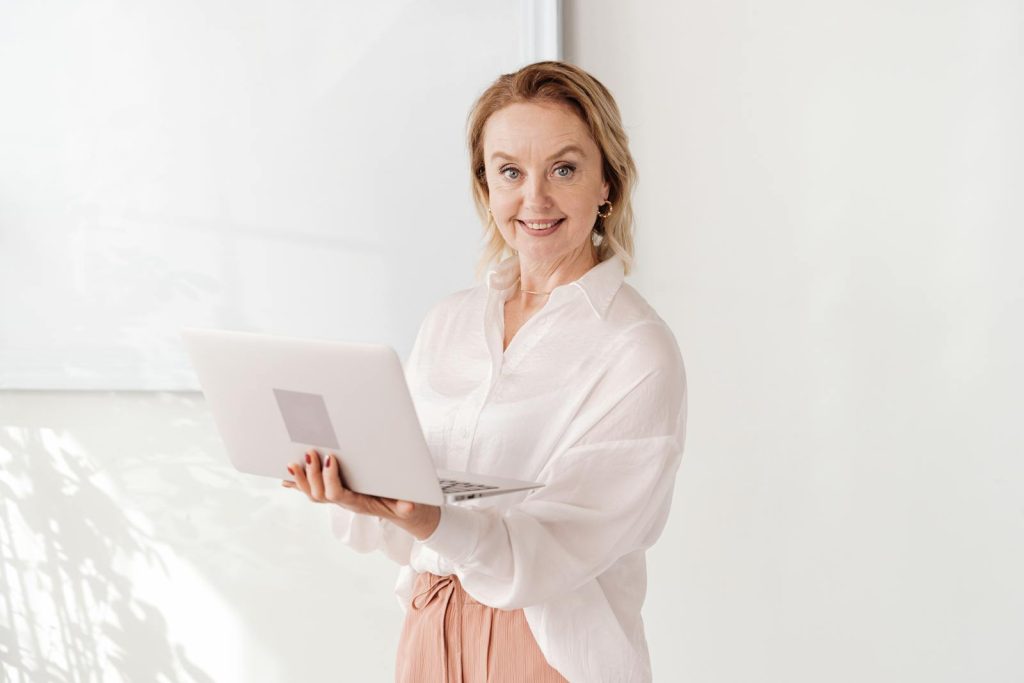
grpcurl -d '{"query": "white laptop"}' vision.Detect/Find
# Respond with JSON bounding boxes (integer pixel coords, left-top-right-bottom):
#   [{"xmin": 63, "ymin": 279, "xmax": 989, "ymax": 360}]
[{"xmin": 180, "ymin": 327, "xmax": 544, "ymax": 505}]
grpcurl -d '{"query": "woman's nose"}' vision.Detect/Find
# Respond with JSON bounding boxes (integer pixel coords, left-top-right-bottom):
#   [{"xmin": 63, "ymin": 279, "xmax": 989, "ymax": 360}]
[{"xmin": 522, "ymin": 173, "xmax": 553, "ymax": 208}]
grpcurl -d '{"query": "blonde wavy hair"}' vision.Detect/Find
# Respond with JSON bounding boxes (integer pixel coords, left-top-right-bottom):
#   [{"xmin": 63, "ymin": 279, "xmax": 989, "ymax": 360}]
[{"xmin": 467, "ymin": 61, "xmax": 638, "ymax": 276}]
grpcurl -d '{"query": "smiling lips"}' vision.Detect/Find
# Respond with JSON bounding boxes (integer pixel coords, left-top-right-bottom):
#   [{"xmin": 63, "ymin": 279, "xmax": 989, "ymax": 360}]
[{"xmin": 518, "ymin": 218, "xmax": 564, "ymax": 233}]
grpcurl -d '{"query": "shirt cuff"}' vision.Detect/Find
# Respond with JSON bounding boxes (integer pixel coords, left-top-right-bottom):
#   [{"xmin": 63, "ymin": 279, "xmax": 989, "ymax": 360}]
[
  {"xmin": 329, "ymin": 505, "xmax": 383, "ymax": 553},
  {"xmin": 420, "ymin": 503, "xmax": 480, "ymax": 564}
]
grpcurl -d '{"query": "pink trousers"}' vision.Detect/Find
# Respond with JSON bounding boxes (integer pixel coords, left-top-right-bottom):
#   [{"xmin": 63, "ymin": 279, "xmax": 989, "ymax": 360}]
[{"xmin": 394, "ymin": 572, "xmax": 569, "ymax": 683}]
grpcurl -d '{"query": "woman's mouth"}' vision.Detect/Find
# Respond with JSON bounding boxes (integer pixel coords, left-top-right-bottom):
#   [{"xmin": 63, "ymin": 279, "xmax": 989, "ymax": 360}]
[{"xmin": 517, "ymin": 218, "xmax": 564, "ymax": 235}]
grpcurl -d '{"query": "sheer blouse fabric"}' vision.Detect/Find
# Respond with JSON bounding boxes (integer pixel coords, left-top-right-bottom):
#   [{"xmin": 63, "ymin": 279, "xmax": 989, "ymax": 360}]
[{"xmin": 330, "ymin": 253, "xmax": 687, "ymax": 682}]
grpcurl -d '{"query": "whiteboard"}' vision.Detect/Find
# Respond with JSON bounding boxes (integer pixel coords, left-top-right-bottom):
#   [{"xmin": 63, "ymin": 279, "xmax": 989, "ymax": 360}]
[{"xmin": 0, "ymin": 0, "xmax": 559, "ymax": 390}]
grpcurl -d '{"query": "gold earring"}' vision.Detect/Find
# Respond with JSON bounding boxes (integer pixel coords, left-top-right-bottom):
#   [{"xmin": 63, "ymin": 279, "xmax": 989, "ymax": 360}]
[{"xmin": 597, "ymin": 201, "xmax": 613, "ymax": 219}]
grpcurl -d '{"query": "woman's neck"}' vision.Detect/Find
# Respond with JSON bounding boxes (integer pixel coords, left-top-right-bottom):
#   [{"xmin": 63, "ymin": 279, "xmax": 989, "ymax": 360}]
[{"xmin": 515, "ymin": 244, "xmax": 598, "ymax": 299}]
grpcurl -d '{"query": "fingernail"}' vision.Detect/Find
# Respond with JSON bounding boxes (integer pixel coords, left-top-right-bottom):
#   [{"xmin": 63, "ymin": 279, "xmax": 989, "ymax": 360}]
[
  {"xmin": 306, "ymin": 453, "xmax": 312, "ymax": 465},
  {"xmin": 287, "ymin": 465, "xmax": 294, "ymax": 475},
  {"xmin": 324, "ymin": 456, "xmax": 331, "ymax": 469}
]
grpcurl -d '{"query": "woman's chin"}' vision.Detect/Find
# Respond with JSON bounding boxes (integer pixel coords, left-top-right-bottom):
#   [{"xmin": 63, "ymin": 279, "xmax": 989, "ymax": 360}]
[
  {"xmin": 513, "ymin": 241, "xmax": 559, "ymax": 262},
  {"xmin": 513, "ymin": 240, "xmax": 593, "ymax": 267}
]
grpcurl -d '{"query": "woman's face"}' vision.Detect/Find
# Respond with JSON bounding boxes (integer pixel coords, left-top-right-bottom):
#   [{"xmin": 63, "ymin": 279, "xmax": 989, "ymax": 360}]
[{"xmin": 482, "ymin": 101, "xmax": 609, "ymax": 269}]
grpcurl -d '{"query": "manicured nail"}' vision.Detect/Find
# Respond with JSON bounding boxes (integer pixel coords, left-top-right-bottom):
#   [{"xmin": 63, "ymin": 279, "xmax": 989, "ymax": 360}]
[
  {"xmin": 287, "ymin": 465, "xmax": 294, "ymax": 475},
  {"xmin": 324, "ymin": 455, "xmax": 331, "ymax": 469},
  {"xmin": 306, "ymin": 453, "xmax": 312, "ymax": 465}
]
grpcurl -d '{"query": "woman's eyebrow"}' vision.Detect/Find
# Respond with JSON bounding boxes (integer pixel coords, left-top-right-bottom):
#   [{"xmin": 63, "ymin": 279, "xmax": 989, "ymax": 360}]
[{"xmin": 489, "ymin": 144, "xmax": 587, "ymax": 163}]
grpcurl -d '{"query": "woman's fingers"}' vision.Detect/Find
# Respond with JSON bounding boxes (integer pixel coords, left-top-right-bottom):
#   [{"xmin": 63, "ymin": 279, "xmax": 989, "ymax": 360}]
[
  {"xmin": 305, "ymin": 449, "xmax": 326, "ymax": 500},
  {"xmin": 284, "ymin": 450, "xmax": 353, "ymax": 507},
  {"xmin": 322, "ymin": 455, "xmax": 387, "ymax": 516},
  {"xmin": 322, "ymin": 454, "xmax": 359, "ymax": 507},
  {"xmin": 289, "ymin": 455, "xmax": 315, "ymax": 499},
  {"xmin": 282, "ymin": 450, "xmax": 432, "ymax": 537},
  {"xmin": 283, "ymin": 449, "xmax": 412, "ymax": 520},
  {"xmin": 301, "ymin": 450, "xmax": 362, "ymax": 510}
]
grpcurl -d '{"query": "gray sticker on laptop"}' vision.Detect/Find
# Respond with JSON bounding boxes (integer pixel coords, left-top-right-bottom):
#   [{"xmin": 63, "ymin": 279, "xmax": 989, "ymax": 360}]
[{"xmin": 272, "ymin": 388, "xmax": 340, "ymax": 449}]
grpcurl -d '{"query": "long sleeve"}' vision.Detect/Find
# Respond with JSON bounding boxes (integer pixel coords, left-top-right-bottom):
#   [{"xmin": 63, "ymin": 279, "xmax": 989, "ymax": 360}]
[
  {"xmin": 419, "ymin": 321, "xmax": 687, "ymax": 610},
  {"xmin": 328, "ymin": 507, "xmax": 415, "ymax": 565}
]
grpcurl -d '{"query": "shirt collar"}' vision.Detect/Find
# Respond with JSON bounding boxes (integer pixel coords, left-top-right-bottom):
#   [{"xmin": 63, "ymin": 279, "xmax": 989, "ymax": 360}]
[
  {"xmin": 485, "ymin": 253, "xmax": 625, "ymax": 320},
  {"xmin": 485, "ymin": 254, "xmax": 521, "ymax": 292}
]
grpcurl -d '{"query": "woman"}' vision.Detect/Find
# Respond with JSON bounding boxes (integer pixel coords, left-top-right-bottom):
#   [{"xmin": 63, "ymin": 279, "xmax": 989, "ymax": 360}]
[{"xmin": 283, "ymin": 61, "xmax": 687, "ymax": 682}]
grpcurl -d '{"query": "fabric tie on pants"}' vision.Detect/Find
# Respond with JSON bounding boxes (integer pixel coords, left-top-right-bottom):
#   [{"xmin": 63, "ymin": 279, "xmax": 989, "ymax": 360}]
[
  {"xmin": 411, "ymin": 574, "xmax": 455, "ymax": 611},
  {"xmin": 407, "ymin": 573, "xmax": 483, "ymax": 679},
  {"xmin": 396, "ymin": 572, "xmax": 565, "ymax": 683}
]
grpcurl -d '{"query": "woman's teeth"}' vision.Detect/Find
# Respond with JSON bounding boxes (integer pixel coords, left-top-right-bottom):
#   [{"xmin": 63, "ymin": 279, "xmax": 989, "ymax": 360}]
[{"xmin": 520, "ymin": 219, "xmax": 563, "ymax": 230}]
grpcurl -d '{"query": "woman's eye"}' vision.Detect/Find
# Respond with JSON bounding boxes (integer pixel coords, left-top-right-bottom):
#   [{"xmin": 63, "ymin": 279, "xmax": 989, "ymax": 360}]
[
  {"xmin": 500, "ymin": 167, "xmax": 520, "ymax": 180},
  {"xmin": 554, "ymin": 164, "xmax": 576, "ymax": 178}
]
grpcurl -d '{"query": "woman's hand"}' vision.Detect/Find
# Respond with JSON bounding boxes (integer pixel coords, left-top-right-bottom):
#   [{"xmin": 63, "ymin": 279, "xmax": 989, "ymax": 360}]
[{"xmin": 281, "ymin": 449, "xmax": 441, "ymax": 541}]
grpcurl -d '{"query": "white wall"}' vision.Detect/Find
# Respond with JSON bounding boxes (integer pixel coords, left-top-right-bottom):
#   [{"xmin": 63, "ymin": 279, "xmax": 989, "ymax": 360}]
[{"xmin": 566, "ymin": 0, "xmax": 1023, "ymax": 681}]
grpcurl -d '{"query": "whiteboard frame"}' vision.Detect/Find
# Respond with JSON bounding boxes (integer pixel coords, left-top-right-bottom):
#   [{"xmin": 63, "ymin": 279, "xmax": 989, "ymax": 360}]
[{"xmin": 521, "ymin": 0, "xmax": 563, "ymax": 62}]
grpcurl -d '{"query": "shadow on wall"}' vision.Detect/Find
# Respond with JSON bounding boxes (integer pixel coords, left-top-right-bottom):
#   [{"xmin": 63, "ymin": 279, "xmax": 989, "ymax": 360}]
[
  {"xmin": 0, "ymin": 417, "xmax": 217, "ymax": 682},
  {"xmin": 0, "ymin": 390, "xmax": 406, "ymax": 683}
]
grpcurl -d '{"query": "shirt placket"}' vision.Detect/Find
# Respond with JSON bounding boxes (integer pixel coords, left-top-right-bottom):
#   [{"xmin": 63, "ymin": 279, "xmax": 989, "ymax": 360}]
[
  {"xmin": 452, "ymin": 283, "xmax": 566, "ymax": 473},
  {"xmin": 449, "ymin": 384, "xmax": 487, "ymax": 473},
  {"xmin": 447, "ymin": 287, "xmax": 510, "ymax": 474}
]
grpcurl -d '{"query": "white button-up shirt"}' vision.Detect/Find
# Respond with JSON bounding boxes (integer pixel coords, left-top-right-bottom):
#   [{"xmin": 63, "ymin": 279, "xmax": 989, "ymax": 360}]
[{"xmin": 330, "ymin": 253, "xmax": 687, "ymax": 682}]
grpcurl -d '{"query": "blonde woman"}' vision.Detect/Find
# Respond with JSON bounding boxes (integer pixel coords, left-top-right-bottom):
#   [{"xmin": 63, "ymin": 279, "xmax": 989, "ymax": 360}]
[{"xmin": 284, "ymin": 61, "xmax": 687, "ymax": 682}]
